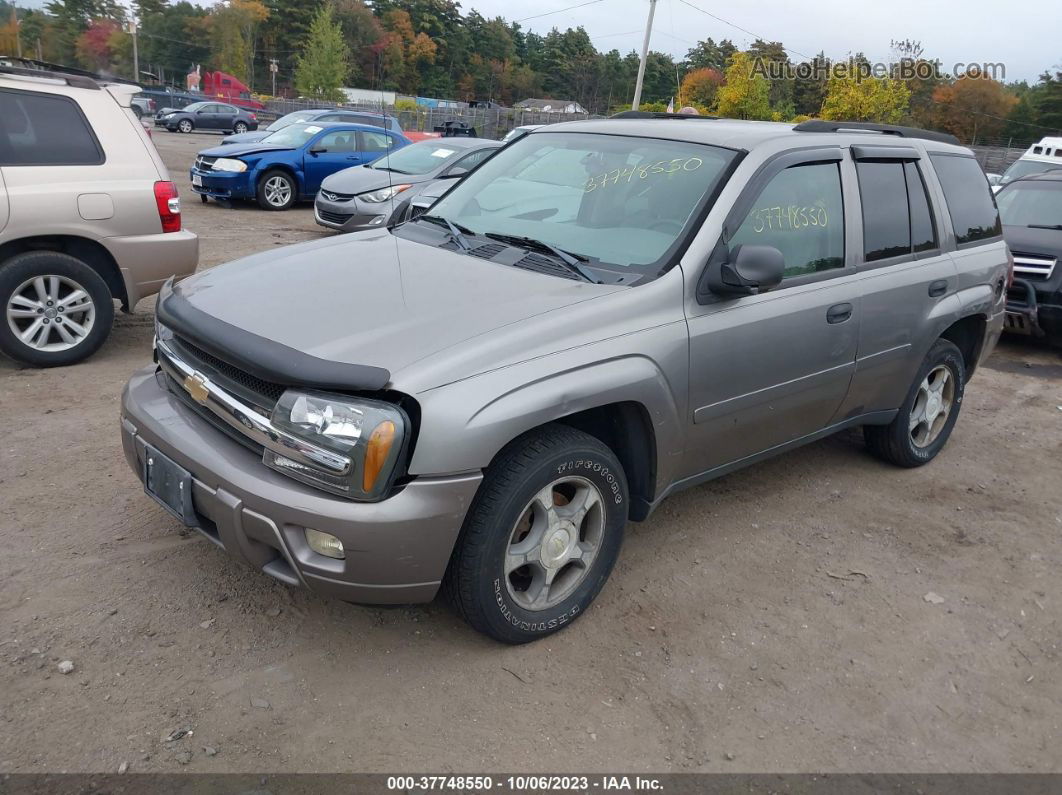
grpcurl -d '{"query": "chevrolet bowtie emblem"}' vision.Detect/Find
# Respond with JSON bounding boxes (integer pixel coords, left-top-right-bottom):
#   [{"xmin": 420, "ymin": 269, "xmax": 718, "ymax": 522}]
[{"xmin": 183, "ymin": 372, "xmax": 210, "ymax": 405}]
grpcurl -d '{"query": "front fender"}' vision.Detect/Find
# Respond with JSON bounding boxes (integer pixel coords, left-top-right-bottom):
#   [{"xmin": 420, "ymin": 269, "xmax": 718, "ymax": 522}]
[{"xmin": 407, "ymin": 334, "xmax": 688, "ymax": 497}]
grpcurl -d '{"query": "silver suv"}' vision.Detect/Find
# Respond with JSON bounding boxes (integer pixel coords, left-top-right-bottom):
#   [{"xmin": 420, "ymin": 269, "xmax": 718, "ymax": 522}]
[
  {"xmin": 120, "ymin": 115, "xmax": 1008, "ymax": 643},
  {"xmin": 0, "ymin": 63, "xmax": 198, "ymax": 367}
]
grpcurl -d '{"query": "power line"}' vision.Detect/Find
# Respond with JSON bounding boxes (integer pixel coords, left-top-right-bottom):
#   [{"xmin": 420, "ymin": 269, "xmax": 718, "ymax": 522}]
[
  {"xmin": 676, "ymin": 0, "xmax": 813, "ymax": 61},
  {"xmin": 515, "ymin": 0, "xmax": 607, "ymax": 24}
]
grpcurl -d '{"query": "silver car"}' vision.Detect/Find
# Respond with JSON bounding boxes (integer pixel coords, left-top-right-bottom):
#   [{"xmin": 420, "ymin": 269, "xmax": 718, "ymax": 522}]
[
  {"xmin": 121, "ymin": 116, "xmax": 1007, "ymax": 643},
  {"xmin": 314, "ymin": 138, "xmax": 501, "ymax": 232}
]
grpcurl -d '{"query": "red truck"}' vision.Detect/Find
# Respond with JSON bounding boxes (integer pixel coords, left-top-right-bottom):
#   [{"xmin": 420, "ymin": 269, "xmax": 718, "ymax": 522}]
[{"xmin": 201, "ymin": 71, "xmax": 265, "ymax": 111}]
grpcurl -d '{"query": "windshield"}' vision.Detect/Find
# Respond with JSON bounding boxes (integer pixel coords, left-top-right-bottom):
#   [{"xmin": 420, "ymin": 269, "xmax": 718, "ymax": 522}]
[
  {"xmin": 371, "ymin": 142, "xmax": 462, "ymax": 175},
  {"xmin": 1001, "ymin": 159, "xmax": 1062, "ymax": 185},
  {"xmin": 267, "ymin": 111, "xmax": 318, "ymax": 131},
  {"xmin": 261, "ymin": 124, "xmax": 327, "ymax": 148},
  {"xmin": 997, "ymin": 181, "xmax": 1062, "ymax": 226},
  {"xmin": 426, "ymin": 131, "xmax": 737, "ymax": 271}
]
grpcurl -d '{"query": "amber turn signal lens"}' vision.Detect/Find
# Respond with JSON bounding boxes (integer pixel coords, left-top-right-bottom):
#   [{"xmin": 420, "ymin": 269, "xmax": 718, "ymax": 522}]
[{"xmin": 362, "ymin": 420, "xmax": 397, "ymax": 493}]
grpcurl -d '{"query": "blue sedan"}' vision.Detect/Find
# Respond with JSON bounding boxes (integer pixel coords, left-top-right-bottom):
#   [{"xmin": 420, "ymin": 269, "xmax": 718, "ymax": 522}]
[{"xmin": 190, "ymin": 122, "xmax": 411, "ymax": 210}]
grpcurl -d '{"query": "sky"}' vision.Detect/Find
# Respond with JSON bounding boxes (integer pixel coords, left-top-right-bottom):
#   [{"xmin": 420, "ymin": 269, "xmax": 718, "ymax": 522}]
[{"xmin": 473, "ymin": 0, "xmax": 1061, "ymax": 85}]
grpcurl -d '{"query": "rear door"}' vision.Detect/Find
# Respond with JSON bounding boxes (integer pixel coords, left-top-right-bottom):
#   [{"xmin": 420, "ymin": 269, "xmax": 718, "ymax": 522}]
[
  {"xmin": 357, "ymin": 129, "xmax": 400, "ymax": 165},
  {"xmin": 837, "ymin": 147, "xmax": 960, "ymax": 416},
  {"xmin": 215, "ymin": 103, "xmax": 239, "ymax": 130},
  {"xmin": 683, "ymin": 148, "xmax": 862, "ymax": 476}
]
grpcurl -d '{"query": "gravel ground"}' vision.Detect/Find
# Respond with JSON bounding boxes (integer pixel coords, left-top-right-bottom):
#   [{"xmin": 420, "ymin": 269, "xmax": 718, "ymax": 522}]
[{"xmin": 0, "ymin": 131, "xmax": 1060, "ymax": 774}]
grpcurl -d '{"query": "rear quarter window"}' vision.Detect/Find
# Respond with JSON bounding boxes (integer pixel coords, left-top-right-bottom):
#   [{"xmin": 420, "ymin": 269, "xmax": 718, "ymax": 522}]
[
  {"xmin": 929, "ymin": 153, "xmax": 1002, "ymax": 246},
  {"xmin": 0, "ymin": 88, "xmax": 105, "ymax": 166}
]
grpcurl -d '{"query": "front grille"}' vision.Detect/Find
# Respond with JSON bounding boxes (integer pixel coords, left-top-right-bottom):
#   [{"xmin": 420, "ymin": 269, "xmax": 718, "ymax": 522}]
[
  {"xmin": 194, "ymin": 156, "xmax": 217, "ymax": 171},
  {"xmin": 1012, "ymin": 252, "xmax": 1057, "ymax": 280},
  {"xmin": 163, "ymin": 370, "xmax": 266, "ymax": 456},
  {"xmin": 171, "ymin": 335, "xmax": 286, "ymax": 406},
  {"xmin": 319, "ymin": 190, "xmax": 354, "ymax": 203},
  {"xmin": 317, "ymin": 208, "xmax": 353, "ymax": 225},
  {"xmin": 512, "ymin": 252, "xmax": 582, "ymax": 281}
]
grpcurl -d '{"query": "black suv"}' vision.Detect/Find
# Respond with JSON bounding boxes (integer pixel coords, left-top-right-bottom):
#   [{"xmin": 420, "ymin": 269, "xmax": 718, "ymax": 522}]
[{"xmin": 997, "ymin": 171, "xmax": 1062, "ymax": 344}]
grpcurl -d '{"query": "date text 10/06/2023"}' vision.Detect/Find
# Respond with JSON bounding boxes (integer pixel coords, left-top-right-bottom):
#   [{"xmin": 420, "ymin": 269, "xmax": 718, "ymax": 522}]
[{"xmin": 386, "ymin": 775, "xmax": 665, "ymax": 791}]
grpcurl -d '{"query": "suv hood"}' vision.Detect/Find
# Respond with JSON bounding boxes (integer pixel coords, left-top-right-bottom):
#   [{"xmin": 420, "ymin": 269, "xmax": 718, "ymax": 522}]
[{"xmin": 168, "ymin": 232, "xmax": 622, "ymax": 389}]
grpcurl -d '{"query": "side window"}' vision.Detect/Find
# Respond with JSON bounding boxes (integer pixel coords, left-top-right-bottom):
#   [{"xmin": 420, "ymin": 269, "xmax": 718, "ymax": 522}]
[
  {"xmin": 906, "ymin": 161, "xmax": 938, "ymax": 253},
  {"xmin": 728, "ymin": 161, "xmax": 845, "ymax": 279},
  {"xmin": 929, "ymin": 154, "xmax": 1002, "ymax": 245},
  {"xmin": 447, "ymin": 148, "xmax": 494, "ymax": 175},
  {"xmin": 317, "ymin": 114, "xmax": 344, "ymax": 122},
  {"xmin": 358, "ymin": 130, "xmax": 394, "ymax": 153},
  {"xmin": 857, "ymin": 161, "xmax": 910, "ymax": 261},
  {"xmin": 220, "ymin": 105, "xmax": 236, "ymax": 115},
  {"xmin": 317, "ymin": 131, "xmax": 358, "ymax": 152},
  {"xmin": 0, "ymin": 89, "xmax": 104, "ymax": 166}
]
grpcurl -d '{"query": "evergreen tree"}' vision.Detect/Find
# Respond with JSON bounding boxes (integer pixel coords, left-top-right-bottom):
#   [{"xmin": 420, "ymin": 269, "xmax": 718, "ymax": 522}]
[{"xmin": 294, "ymin": 4, "xmax": 350, "ymax": 101}]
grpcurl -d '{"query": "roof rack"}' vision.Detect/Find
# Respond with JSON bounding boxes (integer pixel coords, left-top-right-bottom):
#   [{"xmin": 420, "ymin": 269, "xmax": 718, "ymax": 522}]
[
  {"xmin": 611, "ymin": 110, "xmax": 718, "ymax": 120},
  {"xmin": 0, "ymin": 56, "xmax": 102, "ymax": 89},
  {"xmin": 793, "ymin": 120, "xmax": 960, "ymax": 146}
]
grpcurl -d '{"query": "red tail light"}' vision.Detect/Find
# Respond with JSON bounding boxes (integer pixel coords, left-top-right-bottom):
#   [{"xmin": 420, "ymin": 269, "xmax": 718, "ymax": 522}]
[
  {"xmin": 249, "ymin": 112, "xmax": 257, "ymax": 121},
  {"xmin": 153, "ymin": 181, "xmax": 181, "ymax": 233}
]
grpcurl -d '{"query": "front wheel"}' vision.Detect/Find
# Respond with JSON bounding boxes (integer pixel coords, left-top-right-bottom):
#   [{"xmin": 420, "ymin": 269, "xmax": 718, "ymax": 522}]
[
  {"xmin": 256, "ymin": 170, "xmax": 296, "ymax": 210},
  {"xmin": 177, "ymin": 118, "xmax": 193, "ymax": 133},
  {"xmin": 0, "ymin": 251, "xmax": 114, "ymax": 367},
  {"xmin": 233, "ymin": 121, "xmax": 248, "ymax": 134},
  {"xmin": 444, "ymin": 424, "xmax": 628, "ymax": 644},
  {"xmin": 864, "ymin": 338, "xmax": 966, "ymax": 467}
]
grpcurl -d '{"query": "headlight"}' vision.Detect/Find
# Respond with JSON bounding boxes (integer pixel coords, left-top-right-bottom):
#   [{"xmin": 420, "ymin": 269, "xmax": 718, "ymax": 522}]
[
  {"xmin": 264, "ymin": 389, "xmax": 408, "ymax": 500},
  {"xmin": 358, "ymin": 184, "xmax": 412, "ymax": 203},
  {"xmin": 164, "ymin": 113, "xmax": 175, "ymax": 119},
  {"xmin": 212, "ymin": 158, "xmax": 248, "ymax": 173}
]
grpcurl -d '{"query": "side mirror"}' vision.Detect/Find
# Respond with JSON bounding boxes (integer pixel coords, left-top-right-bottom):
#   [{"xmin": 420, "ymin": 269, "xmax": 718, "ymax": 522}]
[{"xmin": 700, "ymin": 243, "xmax": 785, "ymax": 299}]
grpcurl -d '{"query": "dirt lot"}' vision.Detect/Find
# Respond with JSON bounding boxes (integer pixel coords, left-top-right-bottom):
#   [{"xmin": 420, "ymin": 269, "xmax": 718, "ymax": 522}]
[{"xmin": 0, "ymin": 130, "xmax": 1060, "ymax": 774}]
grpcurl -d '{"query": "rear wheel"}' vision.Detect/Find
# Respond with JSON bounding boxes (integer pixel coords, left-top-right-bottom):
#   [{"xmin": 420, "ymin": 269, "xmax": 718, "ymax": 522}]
[
  {"xmin": 864, "ymin": 338, "xmax": 966, "ymax": 467},
  {"xmin": 177, "ymin": 118, "xmax": 193, "ymax": 133},
  {"xmin": 0, "ymin": 251, "xmax": 114, "ymax": 367},
  {"xmin": 444, "ymin": 424, "xmax": 628, "ymax": 644},
  {"xmin": 256, "ymin": 170, "xmax": 296, "ymax": 210},
  {"xmin": 233, "ymin": 121, "xmax": 249, "ymax": 134}
]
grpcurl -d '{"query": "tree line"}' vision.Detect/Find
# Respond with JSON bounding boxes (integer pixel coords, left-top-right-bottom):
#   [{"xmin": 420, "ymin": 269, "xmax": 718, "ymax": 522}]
[{"xmin": 1, "ymin": 0, "xmax": 1059, "ymax": 144}]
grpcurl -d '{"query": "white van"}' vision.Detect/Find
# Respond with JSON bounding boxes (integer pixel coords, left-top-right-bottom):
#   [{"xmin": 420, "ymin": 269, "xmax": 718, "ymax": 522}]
[{"xmin": 996, "ymin": 136, "xmax": 1062, "ymax": 190}]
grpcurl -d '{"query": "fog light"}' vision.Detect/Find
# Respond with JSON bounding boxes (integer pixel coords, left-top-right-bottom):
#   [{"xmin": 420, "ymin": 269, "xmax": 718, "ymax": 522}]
[
  {"xmin": 368, "ymin": 215, "xmax": 386, "ymax": 225},
  {"xmin": 305, "ymin": 528, "xmax": 345, "ymax": 559}
]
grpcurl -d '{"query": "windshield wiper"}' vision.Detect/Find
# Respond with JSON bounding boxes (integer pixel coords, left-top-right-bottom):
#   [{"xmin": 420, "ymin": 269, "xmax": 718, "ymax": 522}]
[
  {"xmin": 483, "ymin": 232, "xmax": 599, "ymax": 283},
  {"xmin": 1028, "ymin": 223, "xmax": 1062, "ymax": 230},
  {"xmin": 373, "ymin": 166, "xmax": 411, "ymax": 174},
  {"xmin": 419, "ymin": 214, "xmax": 473, "ymax": 251}
]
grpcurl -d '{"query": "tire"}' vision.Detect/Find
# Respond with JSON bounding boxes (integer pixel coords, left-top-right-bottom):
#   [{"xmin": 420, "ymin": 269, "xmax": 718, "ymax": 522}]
[
  {"xmin": 0, "ymin": 251, "xmax": 114, "ymax": 367},
  {"xmin": 864, "ymin": 338, "xmax": 966, "ymax": 468},
  {"xmin": 177, "ymin": 118, "xmax": 193, "ymax": 133},
  {"xmin": 233, "ymin": 121, "xmax": 249, "ymax": 134},
  {"xmin": 256, "ymin": 169, "xmax": 296, "ymax": 210},
  {"xmin": 444, "ymin": 424, "xmax": 628, "ymax": 644}
]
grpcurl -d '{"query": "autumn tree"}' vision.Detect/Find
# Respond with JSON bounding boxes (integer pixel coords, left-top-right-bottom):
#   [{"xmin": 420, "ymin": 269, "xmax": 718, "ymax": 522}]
[
  {"xmin": 678, "ymin": 67, "xmax": 723, "ymax": 110},
  {"xmin": 931, "ymin": 71, "xmax": 1018, "ymax": 143},
  {"xmin": 208, "ymin": 0, "xmax": 268, "ymax": 85},
  {"xmin": 294, "ymin": 4, "xmax": 349, "ymax": 101},
  {"xmin": 820, "ymin": 62, "xmax": 910, "ymax": 123},
  {"xmin": 715, "ymin": 51, "xmax": 772, "ymax": 120},
  {"xmin": 333, "ymin": 0, "xmax": 385, "ymax": 87},
  {"xmin": 74, "ymin": 18, "xmax": 122, "ymax": 71}
]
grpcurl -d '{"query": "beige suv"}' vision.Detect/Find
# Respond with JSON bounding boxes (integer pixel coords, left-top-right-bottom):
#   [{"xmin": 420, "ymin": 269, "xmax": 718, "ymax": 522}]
[{"xmin": 0, "ymin": 62, "xmax": 198, "ymax": 366}]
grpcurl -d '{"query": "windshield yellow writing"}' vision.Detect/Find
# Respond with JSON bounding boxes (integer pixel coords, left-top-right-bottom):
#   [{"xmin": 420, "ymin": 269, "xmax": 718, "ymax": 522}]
[{"xmin": 584, "ymin": 156, "xmax": 704, "ymax": 193}]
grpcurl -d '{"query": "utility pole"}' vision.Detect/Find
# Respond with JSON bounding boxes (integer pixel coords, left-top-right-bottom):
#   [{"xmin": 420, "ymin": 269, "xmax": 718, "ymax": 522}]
[
  {"xmin": 12, "ymin": 6, "xmax": 21, "ymax": 58},
  {"xmin": 631, "ymin": 0, "xmax": 657, "ymax": 110},
  {"xmin": 128, "ymin": 19, "xmax": 139, "ymax": 82},
  {"xmin": 270, "ymin": 58, "xmax": 278, "ymax": 97}
]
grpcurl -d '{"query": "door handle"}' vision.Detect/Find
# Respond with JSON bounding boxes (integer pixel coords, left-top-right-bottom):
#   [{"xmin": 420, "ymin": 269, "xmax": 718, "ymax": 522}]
[
  {"xmin": 826, "ymin": 303, "xmax": 853, "ymax": 324},
  {"xmin": 928, "ymin": 279, "xmax": 948, "ymax": 297}
]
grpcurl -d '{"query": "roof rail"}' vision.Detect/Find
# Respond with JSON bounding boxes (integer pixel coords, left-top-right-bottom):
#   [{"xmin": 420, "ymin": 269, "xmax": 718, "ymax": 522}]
[
  {"xmin": 793, "ymin": 120, "xmax": 960, "ymax": 146},
  {"xmin": 611, "ymin": 110, "xmax": 718, "ymax": 120},
  {"xmin": 0, "ymin": 57, "xmax": 102, "ymax": 89}
]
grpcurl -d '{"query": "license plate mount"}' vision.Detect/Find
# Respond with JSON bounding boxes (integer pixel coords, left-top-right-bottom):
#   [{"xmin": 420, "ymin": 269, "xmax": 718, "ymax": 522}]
[
  {"xmin": 143, "ymin": 445, "xmax": 197, "ymax": 527},
  {"xmin": 192, "ymin": 174, "xmax": 202, "ymax": 187}
]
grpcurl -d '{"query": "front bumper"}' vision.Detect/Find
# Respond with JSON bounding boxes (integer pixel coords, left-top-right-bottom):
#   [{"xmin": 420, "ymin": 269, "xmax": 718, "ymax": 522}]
[
  {"xmin": 1005, "ymin": 278, "xmax": 1062, "ymax": 340},
  {"xmin": 189, "ymin": 167, "xmax": 255, "ymax": 201},
  {"xmin": 313, "ymin": 197, "xmax": 390, "ymax": 232},
  {"xmin": 120, "ymin": 366, "xmax": 482, "ymax": 603}
]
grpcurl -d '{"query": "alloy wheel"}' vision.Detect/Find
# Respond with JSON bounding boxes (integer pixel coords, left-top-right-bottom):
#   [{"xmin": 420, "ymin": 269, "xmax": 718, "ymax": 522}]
[
  {"xmin": 909, "ymin": 364, "xmax": 955, "ymax": 448},
  {"xmin": 504, "ymin": 476, "xmax": 604, "ymax": 611},
  {"xmin": 263, "ymin": 176, "xmax": 292, "ymax": 208},
  {"xmin": 6, "ymin": 275, "xmax": 96, "ymax": 353}
]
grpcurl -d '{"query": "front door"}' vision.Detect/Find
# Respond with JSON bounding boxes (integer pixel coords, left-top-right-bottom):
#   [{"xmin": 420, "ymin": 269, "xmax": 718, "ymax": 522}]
[
  {"xmin": 683, "ymin": 150, "xmax": 861, "ymax": 477},
  {"xmin": 301, "ymin": 130, "xmax": 364, "ymax": 194}
]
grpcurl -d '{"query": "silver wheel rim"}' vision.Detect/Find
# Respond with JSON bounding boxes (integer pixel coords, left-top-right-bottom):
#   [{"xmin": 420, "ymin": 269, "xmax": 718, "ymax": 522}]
[
  {"xmin": 179, "ymin": 120, "xmax": 191, "ymax": 132},
  {"xmin": 263, "ymin": 176, "xmax": 292, "ymax": 207},
  {"xmin": 235, "ymin": 123, "xmax": 247, "ymax": 133},
  {"xmin": 910, "ymin": 364, "xmax": 955, "ymax": 448},
  {"xmin": 6, "ymin": 274, "xmax": 96, "ymax": 352},
  {"xmin": 505, "ymin": 476, "xmax": 605, "ymax": 611}
]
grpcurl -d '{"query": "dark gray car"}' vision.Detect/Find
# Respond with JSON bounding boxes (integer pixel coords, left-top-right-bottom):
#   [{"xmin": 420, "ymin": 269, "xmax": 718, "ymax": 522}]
[
  {"xmin": 121, "ymin": 116, "xmax": 1008, "ymax": 644},
  {"xmin": 314, "ymin": 138, "xmax": 501, "ymax": 232},
  {"xmin": 159, "ymin": 101, "xmax": 258, "ymax": 134}
]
